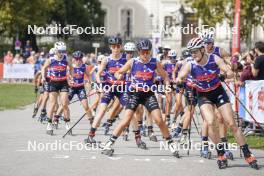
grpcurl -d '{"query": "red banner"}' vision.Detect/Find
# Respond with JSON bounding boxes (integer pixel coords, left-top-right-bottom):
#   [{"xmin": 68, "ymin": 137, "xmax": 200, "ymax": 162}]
[{"xmin": 232, "ymin": 0, "xmax": 241, "ymax": 55}]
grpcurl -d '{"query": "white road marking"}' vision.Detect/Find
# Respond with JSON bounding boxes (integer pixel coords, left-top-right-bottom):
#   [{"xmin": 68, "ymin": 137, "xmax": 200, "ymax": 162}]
[
  {"xmin": 108, "ymin": 157, "xmax": 122, "ymax": 160},
  {"xmin": 52, "ymin": 155, "xmax": 70, "ymax": 159},
  {"xmin": 134, "ymin": 158, "xmax": 150, "ymax": 162},
  {"xmin": 160, "ymin": 158, "xmax": 177, "ymax": 163}
]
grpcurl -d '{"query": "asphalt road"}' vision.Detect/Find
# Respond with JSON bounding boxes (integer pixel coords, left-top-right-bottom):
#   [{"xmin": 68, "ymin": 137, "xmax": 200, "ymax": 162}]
[{"xmin": 0, "ymin": 99, "xmax": 263, "ymax": 176}]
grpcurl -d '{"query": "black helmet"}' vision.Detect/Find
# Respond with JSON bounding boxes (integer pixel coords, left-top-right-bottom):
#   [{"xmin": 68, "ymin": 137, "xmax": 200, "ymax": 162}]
[
  {"xmin": 136, "ymin": 39, "xmax": 152, "ymax": 50},
  {"xmin": 108, "ymin": 36, "xmax": 122, "ymax": 45},
  {"xmin": 73, "ymin": 51, "xmax": 84, "ymax": 59}
]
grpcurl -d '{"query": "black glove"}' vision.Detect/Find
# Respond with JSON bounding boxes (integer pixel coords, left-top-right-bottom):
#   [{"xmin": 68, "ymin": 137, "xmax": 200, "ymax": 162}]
[
  {"xmin": 219, "ymin": 74, "xmax": 226, "ymax": 82},
  {"xmin": 176, "ymin": 82, "xmax": 184, "ymax": 89},
  {"xmin": 34, "ymin": 87, "xmax": 38, "ymax": 93}
]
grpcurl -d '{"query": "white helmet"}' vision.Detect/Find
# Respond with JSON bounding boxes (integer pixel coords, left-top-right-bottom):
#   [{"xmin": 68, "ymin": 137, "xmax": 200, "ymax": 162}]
[
  {"xmin": 54, "ymin": 41, "xmax": 66, "ymax": 51},
  {"xmin": 199, "ymin": 30, "xmax": 214, "ymax": 43},
  {"xmin": 187, "ymin": 38, "xmax": 204, "ymax": 50},
  {"xmin": 124, "ymin": 42, "xmax": 136, "ymax": 52},
  {"xmin": 163, "ymin": 45, "xmax": 171, "ymax": 50},
  {"xmin": 97, "ymin": 55, "xmax": 105, "ymax": 62},
  {"xmin": 49, "ymin": 48, "xmax": 56, "ymax": 56},
  {"xmin": 168, "ymin": 50, "xmax": 177, "ymax": 57}
]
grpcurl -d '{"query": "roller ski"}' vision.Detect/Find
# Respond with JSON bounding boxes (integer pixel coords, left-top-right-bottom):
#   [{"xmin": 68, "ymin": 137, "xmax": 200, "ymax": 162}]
[
  {"xmin": 135, "ymin": 137, "xmax": 147, "ymax": 149},
  {"xmin": 46, "ymin": 122, "xmax": 53, "ymax": 135},
  {"xmin": 101, "ymin": 141, "xmax": 114, "ymax": 156},
  {"xmin": 179, "ymin": 134, "xmax": 188, "ymax": 145},
  {"xmin": 245, "ymin": 154, "xmax": 259, "ymax": 170},
  {"xmin": 148, "ymin": 131, "xmax": 158, "ymax": 142},
  {"xmin": 38, "ymin": 110, "xmax": 48, "ymax": 123},
  {"xmin": 84, "ymin": 136, "xmax": 97, "ymax": 146},
  {"xmin": 217, "ymin": 155, "xmax": 228, "ymax": 169},
  {"xmin": 224, "ymin": 150, "xmax": 234, "ymax": 160},
  {"xmin": 200, "ymin": 145, "xmax": 212, "ymax": 159},
  {"xmin": 123, "ymin": 127, "xmax": 129, "ymax": 141},
  {"xmin": 168, "ymin": 140, "xmax": 180, "ymax": 158},
  {"xmin": 32, "ymin": 107, "xmax": 38, "ymax": 118}
]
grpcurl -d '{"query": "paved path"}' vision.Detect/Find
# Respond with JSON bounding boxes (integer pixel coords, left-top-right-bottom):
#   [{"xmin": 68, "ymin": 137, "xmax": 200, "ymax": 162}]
[{"xmin": 0, "ymin": 100, "xmax": 263, "ymax": 176}]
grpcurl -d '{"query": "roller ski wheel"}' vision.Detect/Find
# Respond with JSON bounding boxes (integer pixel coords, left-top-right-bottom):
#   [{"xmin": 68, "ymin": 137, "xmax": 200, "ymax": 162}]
[
  {"xmin": 224, "ymin": 150, "xmax": 234, "ymax": 160},
  {"xmin": 46, "ymin": 123, "xmax": 53, "ymax": 135},
  {"xmin": 136, "ymin": 138, "xmax": 147, "ymax": 150},
  {"xmin": 245, "ymin": 155, "xmax": 259, "ymax": 170},
  {"xmin": 149, "ymin": 133, "xmax": 158, "ymax": 142},
  {"xmin": 101, "ymin": 148, "xmax": 114, "ymax": 156},
  {"xmin": 217, "ymin": 155, "xmax": 228, "ymax": 169}
]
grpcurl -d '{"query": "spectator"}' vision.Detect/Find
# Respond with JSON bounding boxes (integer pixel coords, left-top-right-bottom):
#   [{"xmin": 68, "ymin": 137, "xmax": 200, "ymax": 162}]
[
  {"xmin": 4, "ymin": 51, "xmax": 14, "ymax": 64},
  {"xmin": 23, "ymin": 40, "xmax": 32, "ymax": 59},
  {"xmin": 12, "ymin": 54, "xmax": 24, "ymax": 64},
  {"xmin": 240, "ymin": 52, "xmax": 255, "ymax": 82},
  {"xmin": 251, "ymin": 41, "xmax": 264, "ymax": 80},
  {"xmin": 26, "ymin": 51, "xmax": 36, "ymax": 64}
]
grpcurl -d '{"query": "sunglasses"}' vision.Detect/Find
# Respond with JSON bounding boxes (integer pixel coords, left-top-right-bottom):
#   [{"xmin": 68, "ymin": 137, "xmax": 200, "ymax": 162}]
[
  {"xmin": 126, "ymin": 51, "xmax": 134, "ymax": 54},
  {"xmin": 139, "ymin": 50, "xmax": 151, "ymax": 55},
  {"xmin": 190, "ymin": 49, "xmax": 199, "ymax": 54},
  {"xmin": 58, "ymin": 50, "xmax": 66, "ymax": 54},
  {"xmin": 111, "ymin": 44, "xmax": 121, "ymax": 49}
]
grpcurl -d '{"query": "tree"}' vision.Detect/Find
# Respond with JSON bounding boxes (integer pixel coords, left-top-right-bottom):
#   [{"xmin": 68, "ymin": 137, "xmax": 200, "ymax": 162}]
[
  {"xmin": 185, "ymin": 0, "xmax": 264, "ymax": 48},
  {"xmin": 0, "ymin": 0, "xmax": 105, "ymax": 51}
]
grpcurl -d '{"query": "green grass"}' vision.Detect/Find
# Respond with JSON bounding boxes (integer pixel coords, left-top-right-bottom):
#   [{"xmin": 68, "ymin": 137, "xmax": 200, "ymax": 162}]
[
  {"xmin": 0, "ymin": 84, "xmax": 35, "ymax": 110},
  {"xmin": 227, "ymin": 131, "xmax": 264, "ymax": 150}
]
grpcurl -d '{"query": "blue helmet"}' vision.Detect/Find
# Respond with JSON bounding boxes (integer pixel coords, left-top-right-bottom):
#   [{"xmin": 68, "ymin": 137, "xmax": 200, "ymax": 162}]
[
  {"xmin": 108, "ymin": 36, "xmax": 122, "ymax": 45},
  {"xmin": 72, "ymin": 51, "xmax": 84, "ymax": 59},
  {"xmin": 136, "ymin": 39, "xmax": 152, "ymax": 50}
]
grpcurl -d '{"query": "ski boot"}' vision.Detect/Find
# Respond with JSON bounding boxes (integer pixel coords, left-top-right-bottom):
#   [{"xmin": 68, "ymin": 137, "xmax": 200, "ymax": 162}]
[
  {"xmin": 179, "ymin": 134, "xmax": 188, "ymax": 145},
  {"xmin": 39, "ymin": 110, "xmax": 47, "ymax": 123},
  {"xmin": 245, "ymin": 154, "xmax": 259, "ymax": 170},
  {"xmin": 148, "ymin": 131, "xmax": 158, "ymax": 142},
  {"xmin": 139, "ymin": 125, "xmax": 147, "ymax": 137},
  {"xmin": 89, "ymin": 117, "xmax": 94, "ymax": 125},
  {"xmin": 224, "ymin": 150, "xmax": 234, "ymax": 160},
  {"xmin": 84, "ymin": 136, "xmax": 97, "ymax": 146},
  {"xmin": 200, "ymin": 145, "xmax": 212, "ymax": 159},
  {"xmin": 46, "ymin": 122, "xmax": 53, "ymax": 135},
  {"xmin": 101, "ymin": 141, "xmax": 115, "ymax": 156},
  {"xmin": 123, "ymin": 127, "xmax": 129, "ymax": 141},
  {"xmin": 65, "ymin": 121, "xmax": 72, "ymax": 135},
  {"xmin": 168, "ymin": 140, "xmax": 180, "ymax": 158},
  {"xmin": 171, "ymin": 126, "xmax": 182, "ymax": 138},
  {"xmin": 217, "ymin": 155, "xmax": 228, "ymax": 169},
  {"xmin": 104, "ymin": 123, "xmax": 110, "ymax": 135},
  {"xmin": 32, "ymin": 107, "xmax": 38, "ymax": 118},
  {"xmin": 135, "ymin": 137, "xmax": 147, "ymax": 150},
  {"xmin": 53, "ymin": 115, "xmax": 60, "ymax": 129},
  {"xmin": 102, "ymin": 122, "xmax": 107, "ymax": 127}
]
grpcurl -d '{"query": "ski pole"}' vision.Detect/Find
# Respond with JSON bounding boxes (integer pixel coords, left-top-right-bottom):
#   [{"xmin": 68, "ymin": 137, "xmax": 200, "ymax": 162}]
[{"xmin": 62, "ymin": 113, "xmax": 86, "ymax": 138}]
